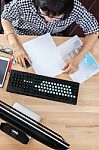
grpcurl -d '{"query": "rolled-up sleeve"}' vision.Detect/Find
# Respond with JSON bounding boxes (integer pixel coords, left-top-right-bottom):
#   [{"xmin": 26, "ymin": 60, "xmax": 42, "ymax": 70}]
[
  {"xmin": 1, "ymin": 0, "xmax": 20, "ymax": 22},
  {"xmin": 74, "ymin": 0, "xmax": 99, "ymax": 35}
]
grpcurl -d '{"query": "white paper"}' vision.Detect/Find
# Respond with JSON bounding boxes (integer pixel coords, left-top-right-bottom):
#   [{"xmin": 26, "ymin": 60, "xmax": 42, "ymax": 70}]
[
  {"xmin": 57, "ymin": 35, "xmax": 83, "ymax": 58},
  {"xmin": 23, "ymin": 33, "xmax": 65, "ymax": 77}
]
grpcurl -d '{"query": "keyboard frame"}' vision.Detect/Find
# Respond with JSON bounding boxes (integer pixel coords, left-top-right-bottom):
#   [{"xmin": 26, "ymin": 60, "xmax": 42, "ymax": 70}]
[{"xmin": 6, "ymin": 70, "xmax": 80, "ymax": 105}]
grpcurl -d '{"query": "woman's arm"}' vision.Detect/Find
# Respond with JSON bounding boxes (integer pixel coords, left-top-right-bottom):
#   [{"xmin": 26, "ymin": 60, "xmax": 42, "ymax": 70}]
[
  {"xmin": 1, "ymin": 19, "xmax": 31, "ymax": 67},
  {"xmin": 63, "ymin": 33, "xmax": 99, "ymax": 74},
  {"xmin": 1, "ymin": 19, "xmax": 18, "ymax": 46}
]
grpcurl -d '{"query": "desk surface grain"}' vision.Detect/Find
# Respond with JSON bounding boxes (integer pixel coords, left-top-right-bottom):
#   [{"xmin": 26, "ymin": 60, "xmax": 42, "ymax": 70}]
[{"xmin": 0, "ymin": 35, "xmax": 99, "ymax": 150}]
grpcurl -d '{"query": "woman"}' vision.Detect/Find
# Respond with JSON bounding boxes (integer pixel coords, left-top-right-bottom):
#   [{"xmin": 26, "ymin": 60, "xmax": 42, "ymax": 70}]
[{"xmin": 1, "ymin": 0, "xmax": 99, "ymax": 73}]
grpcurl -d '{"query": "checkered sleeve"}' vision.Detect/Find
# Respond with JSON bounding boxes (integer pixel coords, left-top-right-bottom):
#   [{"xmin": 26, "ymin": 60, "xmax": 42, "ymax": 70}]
[
  {"xmin": 1, "ymin": 0, "xmax": 20, "ymax": 22},
  {"xmin": 74, "ymin": 0, "xmax": 99, "ymax": 35}
]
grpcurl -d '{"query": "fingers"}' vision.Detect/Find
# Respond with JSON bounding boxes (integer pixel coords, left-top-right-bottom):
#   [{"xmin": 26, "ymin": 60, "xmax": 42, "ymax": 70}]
[
  {"xmin": 16, "ymin": 52, "xmax": 31, "ymax": 68},
  {"xmin": 63, "ymin": 63, "xmax": 69, "ymax": 70},
  {"xmin": 24, "ymin": 54, "xmax": 32, "ymax": 65},
  {"xmin": 17, "ymin": 55, "xmax": 26, "ymax": 68},
  {"xmin": 63, "ymin": 64, "xmax": 77, "ymax": 74},
  {"xmin": 21, "ymin": 57, "xmax": 26, "ymax": 68}
]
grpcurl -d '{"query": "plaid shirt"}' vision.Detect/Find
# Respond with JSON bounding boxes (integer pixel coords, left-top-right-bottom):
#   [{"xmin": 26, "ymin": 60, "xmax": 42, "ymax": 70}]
[{"xmin": 1, "ymin": 0, "xmax": 99, "ymax": 36}]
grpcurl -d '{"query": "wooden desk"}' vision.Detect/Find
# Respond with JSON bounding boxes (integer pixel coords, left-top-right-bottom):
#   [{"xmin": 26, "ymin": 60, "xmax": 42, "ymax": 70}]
[{"xmin": 0, "ymin": 35, "xmax": 99, "ymax": 150}]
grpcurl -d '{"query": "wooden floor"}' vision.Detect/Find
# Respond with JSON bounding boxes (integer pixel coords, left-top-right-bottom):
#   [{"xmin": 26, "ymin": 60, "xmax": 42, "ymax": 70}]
[{"xmin": 0, "ymin": 35, "xmax": 99, "ymax": 150}]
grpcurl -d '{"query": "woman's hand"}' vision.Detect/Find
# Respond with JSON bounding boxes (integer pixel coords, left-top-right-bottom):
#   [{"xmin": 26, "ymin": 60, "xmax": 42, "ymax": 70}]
[
  {"xmin": 63, "ymin": 56, "xmax": 80, "ymax": 74},
  {"xmin": 12, "ymin": 42, "xmax": 31, "ymax": 68}
]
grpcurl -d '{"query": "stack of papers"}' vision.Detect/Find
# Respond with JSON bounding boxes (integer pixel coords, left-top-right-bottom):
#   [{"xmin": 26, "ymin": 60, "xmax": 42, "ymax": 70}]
[{"xmin": 23, "ymin": 33, "xmax": 99, "ymax": 83}]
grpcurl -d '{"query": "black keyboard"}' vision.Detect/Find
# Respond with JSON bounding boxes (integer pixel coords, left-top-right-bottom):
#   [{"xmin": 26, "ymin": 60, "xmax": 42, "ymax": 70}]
[{"xmin": 6, "ymin": 70, "xmax": 79, "ymax": 105}]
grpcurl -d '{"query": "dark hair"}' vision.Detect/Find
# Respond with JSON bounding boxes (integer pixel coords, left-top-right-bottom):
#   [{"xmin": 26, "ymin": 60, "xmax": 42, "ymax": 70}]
[{"xmin": 35, "ymin": 0, "xmax": 74, "ymax": 18}]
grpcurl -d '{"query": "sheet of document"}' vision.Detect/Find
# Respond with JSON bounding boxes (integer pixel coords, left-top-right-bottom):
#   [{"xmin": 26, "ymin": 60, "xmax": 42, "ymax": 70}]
[
  {"xmin": 23, "ymin": 33, "xmax": 65, "ymax": 77},
  {"xmin": 70, "ymin": 52, "xmax": 99, "ymax": 83},
  {"xmin": 57, "ymin": 35, "xmax": 83, "ymax": 58}
]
